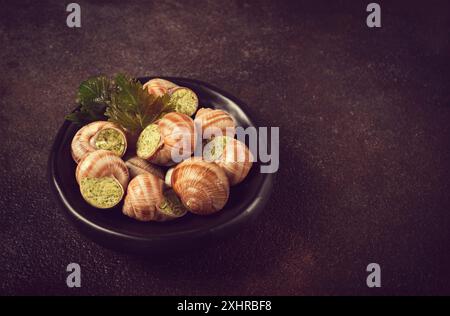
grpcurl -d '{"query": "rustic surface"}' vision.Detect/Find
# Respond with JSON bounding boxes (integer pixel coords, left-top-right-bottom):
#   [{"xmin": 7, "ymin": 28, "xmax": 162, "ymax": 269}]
[{"xmin": 0, "ymin": 0, "xmax": 449, "ymax": 295}]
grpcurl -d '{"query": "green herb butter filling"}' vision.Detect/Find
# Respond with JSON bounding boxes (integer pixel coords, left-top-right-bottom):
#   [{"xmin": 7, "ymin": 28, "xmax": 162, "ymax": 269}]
[
  {"xmin": 205, "ymin": 136, "xmax": 228, "ymax": 161},
  {"xmin": 95, "ymin": 128, "xmax": 126, "ymax": 156},
  {"xmin": 169, "ymin": 88, "xmax": 198, "ymax": 116},
  {"xmin": 80, "ymin": 177, "xmax": 124, "ymax": 209},
  {"xmin": 136, "ymin": 124, "xmax": 161, "ymax": 159},
  {"xmin": 159, "ymin": 189, "xmax": 187, "ymax": 217}
]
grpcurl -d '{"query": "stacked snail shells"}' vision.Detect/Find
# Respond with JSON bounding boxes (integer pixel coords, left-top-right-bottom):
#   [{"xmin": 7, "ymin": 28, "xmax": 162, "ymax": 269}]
[{"xmin": 70, "ymin": 77, "xmax": 254, "ymax": 221}]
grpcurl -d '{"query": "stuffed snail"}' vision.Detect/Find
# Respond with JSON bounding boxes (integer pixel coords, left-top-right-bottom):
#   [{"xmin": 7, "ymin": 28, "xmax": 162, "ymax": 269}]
[
  {"xmin": 135, "ymin": 123, "xmax": 163, "ymax": 160},
  {"xmin": 167, "ymin": 86, "xmax": 198, "ymax": 116},
  {"xmin": 143, "ymin": 78, "xmax": 198, "ymax": 116},
  {"xmin": 136, "ymin": 112, "xmax": 195, "ymax": 166},
  {"xmin": 203, "ymin": 136, "xmax": 253, "ymax": 186},
  {"xmin": 170, "ymin": 158, "xmax": 230, "ymax": 215},
  {"xmin": 71, "ymin": 121, "xmax": 127, "ymax": 163},
  {"xmin": 122, "ymin": 173, "xmax": 187, "ymax": 221},
  {"xmin": 194, "ymin": 107, "xmax": 236, "ymax": 139},
  {"xmin": 76, "ymin": 150, "xmax": 129, "ymax": 209},
  {"xmin": 143, "ymin": 78, "xmax": 177, "ymax": 97},
  {"xmin": 125, "ymin": 156, "xmax": 164, "ymax": 180}
]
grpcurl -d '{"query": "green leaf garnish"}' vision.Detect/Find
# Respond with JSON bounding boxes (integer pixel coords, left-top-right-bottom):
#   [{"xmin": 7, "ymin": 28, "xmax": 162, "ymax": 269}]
[
  {"xmin": 105, "ymin": 74, "xmax": 165, "ymax": 133},
  {"xmin": 65, "ymin": 76, "xmax": 113, "ymax": 124},
  {"xmin": 77, "ymin": 75, "xmax": 113, "ymax": 107},
  {"xmin": 65, "ymin": 74, "xmax": 169, "ymax": 132}
]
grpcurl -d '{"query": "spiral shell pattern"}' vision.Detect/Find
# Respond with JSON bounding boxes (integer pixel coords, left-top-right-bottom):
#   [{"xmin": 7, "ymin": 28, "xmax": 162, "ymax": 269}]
[
  {"xmin": 194, "ymin": 108, "xmax": 236, "ymax": 139},
  {"xmin": 71, "ymin": 121, "xmax": 127, "ymax": 163},
  {"xmin": 122, "ymin": 173, "xmax": 165, "ymax": 221},
  {"xmin": 159, "ymin": 112, "xmax": 195, "ymax": 150},
  {"xmin": 76, "ymin": 150, "xmax": 129, "ymax": 189},
  {"xmin": 125, "ymin": 156, "xmax": 164, "ymax": 180},
  {"xmin": 172, "ymin": 158, "xmax": 230, "ymax": 215},
  {"xmin": 123, "ymin": 174, "xmax": 186, "ymax": 221},
  {"xmin": 143, "ymin": 78, "xmax": 177, "ymax": 97},
  {"xmin": 148, "ymin": 112, "xmax": 196, "ymax": 166}
]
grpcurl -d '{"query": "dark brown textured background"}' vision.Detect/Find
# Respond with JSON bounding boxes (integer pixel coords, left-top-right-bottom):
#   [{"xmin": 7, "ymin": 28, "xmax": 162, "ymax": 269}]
[{"xmin": 1, "ymin": 0, "xmax": 449, "ymax": 295}]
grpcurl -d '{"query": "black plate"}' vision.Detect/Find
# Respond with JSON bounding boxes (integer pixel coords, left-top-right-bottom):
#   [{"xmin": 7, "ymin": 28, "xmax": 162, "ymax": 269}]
[{"xmin": 48, "ymin": 77, "xmax": 273, "ymax": 254}]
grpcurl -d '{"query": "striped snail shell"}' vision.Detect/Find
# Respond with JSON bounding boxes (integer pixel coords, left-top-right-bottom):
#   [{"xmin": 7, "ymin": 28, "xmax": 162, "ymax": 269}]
[
  {"xmin": 204, "ymin": 136, "xmax": 253, "ymax": 186},
  {"xmin": 76, "ymin": 150, "xmax": 129, "ymax": 209},
  {"xmin": 171, "ymin": 158, "xmax": 230, "ymax": 215},
  {"xmin": 148, "ymin": 146, "xmax": 177, "ymax": 166},
  {"xmin": 123, "ymin": 173, "xmax": 187, "ymax": 221},
  {"xmin": 143, "ymin": 78, "xmax": 177, "ymax": 97},
  {"xmin": 71, "ymin": 121, "xmax": 127, "ymax": 163},
  {"xmin": 143, "ymin": 78, "xmax": 198, "ymax": 116},
  {"xmin": 159, "ymin": 112, "xmax": 195, "ymax": 151},
  {"xmin": 125, "ymin": 156, "xmax": 164, "ymax": 180},
  {"xmin": 145, "ymin": 112, "xmax": 196, "ymax": 166},
  {"xmin": 76, "ymin": 150, "xmax": 129, "ymax": 188},
  {"xmin": 194, "ymin": 107, "xmax": 236, "ymax": 139}
]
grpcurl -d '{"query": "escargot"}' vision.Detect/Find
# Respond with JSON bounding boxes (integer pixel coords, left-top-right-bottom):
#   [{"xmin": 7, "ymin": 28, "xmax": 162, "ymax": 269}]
[
  {"xmin": 166, "ymin": 86, "xmax": 198, "ymax": 116},
  {"xmin": 136, "ymin": 123, "xmax": 163, "ymax": 160},
  {"xmin": 76, "ymin": 150, "xmax": 129, "ymax": 209},
  {"xmin": 203, "ymin": 136, "xmax": 253, "ymax": 186},
  {"xmin": 122, "ymin": 173, "xmax": 187, "ymax": 221},
  {"xmin": 194, "ymin": 107, "xmax": 236, "ymax": 139},
  {"xmin": 143, "ymin": 78, "xmax": 198, "ymax": 116},
  {"xmin": 138, "ymin": 112, "xmax": 196, "ymax": 166},
  {"xmin": 143, "ymin": 78, "xmax": 177, "ymax": 97},
  {"xmin": 158, "ymin": 112, "xmax": 196, "ymax": 152},
  {"xmin": 125, "ymin": 156, "xmax": 164, "ymax": 180},
  {"xmin": 71, "ymin": 121, "xmax": 127, "ymax": 163},
  {"xmin": 171, "ymin": 158, "xmax": 230, "ymax": 215},
  {"xmin": 153, "ymin": 112, "xmax": 196, "ymax": 165}
]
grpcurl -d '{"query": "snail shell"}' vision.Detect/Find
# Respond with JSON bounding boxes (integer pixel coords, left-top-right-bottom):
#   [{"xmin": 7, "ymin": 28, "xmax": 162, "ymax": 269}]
[
  {"xmin": 204, "ymin": 136, "xmax": 253, "ymax": 186},
  {"xmin": 76, "ymin": 150, "xmax": 129, "ymax": 189},
  {"xmin": 172, "ymin": 158, "xmax": 230, "ymax": 215},
  {"xmin": 148, "ymin": 146, "xmax": 177, "ymax": 166},
  {"xmin": 147, "ymin": 112, "xmax": 196, "ymax": 166},
  {"xmin": 194, "ymin": 108, "xmax": 236, "ymax": 139},
  {"xmin": 76, "ymin": 150, "xmax": 129, "ymax": 209},
  {"xmin": 125, "ymin": 156, "xmax": 164, "ymax": 180},
  {"xmin": 159, "ymin": 112, "xmax": 196, "ymax": 150},
  {"xmin": 71, "ymin": 121, "xmax": 127, "ymax": 163},
  {"xmin": 143, "ymin": 79, "xmax": 198, "ymax": 116},
  {"xmin": 143, "ymin": 78, "xmax": 177, "ymax": 97},
  {"xmin": 123, "ymin": 173, "xmax": 187, "ymax": 221}
]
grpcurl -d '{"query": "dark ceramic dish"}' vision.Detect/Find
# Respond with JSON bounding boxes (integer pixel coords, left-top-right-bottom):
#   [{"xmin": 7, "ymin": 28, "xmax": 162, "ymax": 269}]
[{"xmin": 48, "ymin": 77, "xmax": 273, "ymax": 254}]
